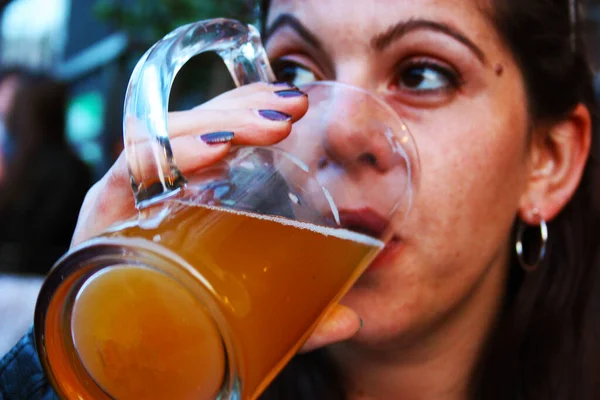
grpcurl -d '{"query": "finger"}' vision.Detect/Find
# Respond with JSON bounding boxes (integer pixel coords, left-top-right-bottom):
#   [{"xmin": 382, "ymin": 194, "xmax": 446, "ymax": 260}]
[
  {"xmin": 170, "ymin": 108, "xmax": 296, "ymax": 145},
  {"xmin": 170, "ymin": 85, "xmax": 308, "ymax": 135},
  {"xmin": 125, "ymin": 106, "xmax": 296, "ymax": 185},
  {"xmin": 198, "ymin": 81, "xmax": 298, "ymax": 111},
  {"xmin": 201, "ymin": 88, "xmax": 307, "ymax": 122},
  {"xmin": 299, "ymin": 304, "xmax": 362, "ymax": 353}
]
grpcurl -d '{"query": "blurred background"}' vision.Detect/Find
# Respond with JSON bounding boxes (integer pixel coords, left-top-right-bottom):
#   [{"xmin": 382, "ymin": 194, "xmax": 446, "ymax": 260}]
[{"xmin": 0, "ymin": 0, "xmax": 599, "ymax": 356}]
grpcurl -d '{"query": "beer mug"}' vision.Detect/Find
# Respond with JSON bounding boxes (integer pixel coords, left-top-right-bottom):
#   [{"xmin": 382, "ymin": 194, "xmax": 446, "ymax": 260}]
[{"xmin": 34, "ymin": 19, "xmax": 419, "ymax": 400}]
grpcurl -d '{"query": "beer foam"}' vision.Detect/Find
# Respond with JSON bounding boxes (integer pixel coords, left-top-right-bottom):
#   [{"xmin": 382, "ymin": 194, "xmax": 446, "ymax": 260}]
[{"xmin": 177, "ymin": 201, "xmax": 385, "ymax": 248}]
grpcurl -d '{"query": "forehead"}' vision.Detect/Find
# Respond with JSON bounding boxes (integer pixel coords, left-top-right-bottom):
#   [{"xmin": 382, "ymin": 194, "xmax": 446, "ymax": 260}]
[{"xmin": 267, "ymin": 0, "xmax": 498, "ymax": 51}]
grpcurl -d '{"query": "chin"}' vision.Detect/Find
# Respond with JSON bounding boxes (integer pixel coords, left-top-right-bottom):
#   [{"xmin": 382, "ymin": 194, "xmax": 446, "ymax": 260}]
[{"xmin": 339, "ymin": 284, "xmax": 423, "ymax": 348}]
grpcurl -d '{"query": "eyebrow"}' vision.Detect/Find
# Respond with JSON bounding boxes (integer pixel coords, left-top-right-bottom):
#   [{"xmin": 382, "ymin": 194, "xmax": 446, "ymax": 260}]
[
  {"xmin": 265, "ymin": 14, "xmax": 487, "ymax": 65},
  {"xmin": 372, "ymin": 19, "xmax": 487, "ymax": 64},
  {"xmin": 264, "ymin": 14, "xmax": 323, "ymax": 51}
]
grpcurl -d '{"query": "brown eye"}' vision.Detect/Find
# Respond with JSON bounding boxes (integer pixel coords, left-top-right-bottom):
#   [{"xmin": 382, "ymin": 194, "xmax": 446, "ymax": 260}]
[
  {"xmin": 397, "ymin": 61, "xmax": 460, "ymax": 93},
  {"xmin": 272, "ymin": 59, "xmax": 317, "ymax": 86}
]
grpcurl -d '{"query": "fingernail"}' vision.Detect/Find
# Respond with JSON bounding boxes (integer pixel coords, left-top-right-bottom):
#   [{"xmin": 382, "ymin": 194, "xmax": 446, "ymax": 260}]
[
  {"xmin": 275, "ymin": 89, "xmax": 306, "ymax": 98},
  {"xmin": 258, "ymin": 109, "xmax": 292, "ymax": 122},
  {"xmin": 272, "ymin": 81, "xmax": 297, "ymax": 89},
  {"xmin": 199, "ymin": 131, "xmax": 234, "ymax": 145}
]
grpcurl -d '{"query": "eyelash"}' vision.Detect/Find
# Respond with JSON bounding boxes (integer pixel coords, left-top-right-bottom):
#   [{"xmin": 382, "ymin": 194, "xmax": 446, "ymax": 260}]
[
  {"xmin": 393, "ymin": 57, "xmax": 463, "ymax": 95},
  {"xmin": 271, "ymin": 58, "xmax": 321, "ymax": 84}
]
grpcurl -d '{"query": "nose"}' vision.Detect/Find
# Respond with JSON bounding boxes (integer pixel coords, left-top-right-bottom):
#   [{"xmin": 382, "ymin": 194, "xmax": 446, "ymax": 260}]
[
  {"xmin": 317, "ymin": 90, "xmax": 398, "ymax": 175},
  {"xmin": 276, "ymin": 81, "xmax": 415, "ymax": 221}
]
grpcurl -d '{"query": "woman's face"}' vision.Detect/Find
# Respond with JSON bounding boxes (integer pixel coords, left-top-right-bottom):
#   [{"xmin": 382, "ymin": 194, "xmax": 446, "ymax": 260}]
[{"xmin": 265, "ymin": 0, "xmax": 531, "ymax": 345}]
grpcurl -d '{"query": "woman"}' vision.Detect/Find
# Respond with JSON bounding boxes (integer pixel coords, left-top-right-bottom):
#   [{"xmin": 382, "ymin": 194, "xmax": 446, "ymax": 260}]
[
  {"xmin": 257, "ymin": 0, "xmax": 600, "ymax": 399},
  {"xmin": 0, "ymin": 73, "xmax": 93, "ymax": 275},
  {"xmin": 1, "ymin": 0, "xmax": 598, "ymax": 399}
]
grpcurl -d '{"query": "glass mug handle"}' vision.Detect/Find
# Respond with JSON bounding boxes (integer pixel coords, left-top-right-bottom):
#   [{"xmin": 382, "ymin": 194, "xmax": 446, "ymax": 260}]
[{"xmin": 124, "ymin": 18, "xmax": 275, "ymax": 209}]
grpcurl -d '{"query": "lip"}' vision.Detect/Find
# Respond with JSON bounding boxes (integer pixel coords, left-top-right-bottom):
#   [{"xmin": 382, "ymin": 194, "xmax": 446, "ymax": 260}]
[
  {"xmin": 337, "ymin": 208, "xmax": 389, "ymax": 238},
  {"xmin": 369, "ymin": 236, "xmax": 402, "ymax": 270},
  {"xmin": 336, "ymin": 208, "xmax": 400, "ymax": 270}
]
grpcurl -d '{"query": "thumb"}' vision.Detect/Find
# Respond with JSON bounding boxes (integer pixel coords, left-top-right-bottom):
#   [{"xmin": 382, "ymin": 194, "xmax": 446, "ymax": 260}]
[{"xmin": 299, "ymin": 304, "xmax": 362, "ymax": 353}]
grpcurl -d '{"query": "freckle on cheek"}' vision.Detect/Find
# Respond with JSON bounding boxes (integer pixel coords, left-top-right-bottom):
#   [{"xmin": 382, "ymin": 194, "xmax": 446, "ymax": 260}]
[{"xmin": 495, "ymin": 64, "xmax": 504, "ymax": 77}]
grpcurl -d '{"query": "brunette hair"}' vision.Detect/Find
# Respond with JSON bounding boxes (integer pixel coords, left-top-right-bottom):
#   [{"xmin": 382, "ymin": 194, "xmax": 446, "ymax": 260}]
[
  {"xmin": 258, "ymin": 1, "xmax": 600, "ymax": 399},
  {"xmin": 0, "ymin": 71, "xmax": 70, "ymax": 209}
]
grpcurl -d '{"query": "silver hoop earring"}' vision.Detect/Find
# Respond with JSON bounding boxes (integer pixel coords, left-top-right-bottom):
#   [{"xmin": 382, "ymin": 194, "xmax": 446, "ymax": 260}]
[{"xmin": 515, "ymin": 216, "xmax": 548, "ymax": 272}]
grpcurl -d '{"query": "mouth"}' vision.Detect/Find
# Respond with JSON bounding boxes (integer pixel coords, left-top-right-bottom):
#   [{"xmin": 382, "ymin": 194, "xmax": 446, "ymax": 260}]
[
  {"xmin": 337, "ymin": 208, "xmax": 389, "ymax": 238},
  {"xmin": 369, "ymin": 236, "xmax": 402, "ymax": 270},
  {"xmin": 336, "ymin": 208, "xmax": 401, "ymax": 271}
]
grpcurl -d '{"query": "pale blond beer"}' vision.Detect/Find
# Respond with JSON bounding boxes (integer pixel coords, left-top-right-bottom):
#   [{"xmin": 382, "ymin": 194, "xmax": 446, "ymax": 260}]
[{"xmin": 46, "ymin": 202, "xmax": 382, "ymax": 399}]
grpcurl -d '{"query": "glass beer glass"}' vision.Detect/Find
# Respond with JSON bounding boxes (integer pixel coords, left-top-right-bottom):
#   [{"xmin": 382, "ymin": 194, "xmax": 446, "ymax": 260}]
[{"xmin": 33, "ymin": 19, "xmax": 420, "ymax": 400}]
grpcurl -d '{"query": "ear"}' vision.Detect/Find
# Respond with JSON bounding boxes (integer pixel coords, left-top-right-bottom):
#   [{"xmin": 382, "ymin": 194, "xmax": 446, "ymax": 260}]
[{"xmin": 518, "ymin": 104, "xmax": 592, "ymax": 224}]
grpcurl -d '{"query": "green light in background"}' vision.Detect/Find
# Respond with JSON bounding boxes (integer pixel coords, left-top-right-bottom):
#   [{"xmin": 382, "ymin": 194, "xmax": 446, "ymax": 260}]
[
  {"xmin": 66, "ymin": 90, "xmax": 105, "ymax": 166},
  {"xmin": 67, "ymin": 90, "xmax": 104, "ymax": 143}
]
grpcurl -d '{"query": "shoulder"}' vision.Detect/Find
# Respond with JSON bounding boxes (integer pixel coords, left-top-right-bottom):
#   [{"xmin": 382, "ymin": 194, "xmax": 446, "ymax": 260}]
[
  {"xmin": 0, "ymin": 328, "xmax": 57, "ymax": 400},
  {"xmin": 0, "ymin": 275, "xmax": 43, "ymax": 355}
]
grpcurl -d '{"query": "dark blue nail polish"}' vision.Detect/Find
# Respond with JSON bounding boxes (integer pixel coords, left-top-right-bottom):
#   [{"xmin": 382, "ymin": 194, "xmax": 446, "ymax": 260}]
[
  {"xmin": 199, "ymin": 131, "xmax": 234, "ymax": 145},
  {"xmin": 258, "ymin": 109, "xmax": 292, "ymax": 122},
  {"xmin": 275, "ymin": 89, "xmax": 306, "ymax": 98}
]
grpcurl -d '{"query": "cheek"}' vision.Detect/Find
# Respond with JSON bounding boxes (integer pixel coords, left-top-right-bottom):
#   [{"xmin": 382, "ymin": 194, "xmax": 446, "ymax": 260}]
[{"xmin": 413, "ymin": 103, "xmax": 526, "ymax": 277}]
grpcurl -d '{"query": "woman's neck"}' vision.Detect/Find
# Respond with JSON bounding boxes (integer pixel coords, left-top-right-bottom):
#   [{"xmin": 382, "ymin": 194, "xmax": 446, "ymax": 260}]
[{"xmin": 329, "ymin": 253, "xmax": 509, "ymax": 400}]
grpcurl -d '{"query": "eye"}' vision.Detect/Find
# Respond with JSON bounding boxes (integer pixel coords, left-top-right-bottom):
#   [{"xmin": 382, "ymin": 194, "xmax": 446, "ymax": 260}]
[
  {"xmin": 396, "ymin": 59, "xmax": 461, "ymax": 94},
  {"xmin": 272, "ymin": 59, "xmax": 318, "ymax": 87}
]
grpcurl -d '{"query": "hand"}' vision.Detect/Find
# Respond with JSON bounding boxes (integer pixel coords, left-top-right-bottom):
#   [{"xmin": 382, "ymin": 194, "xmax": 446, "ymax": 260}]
[
  {"xmin": 299, "ymin": 304, "xmax": 362, "ymax": 353},
  {"xmin": 71, "ymin": 82, "xmax": 361, "ymax": 352},
  {"xmin": 72, "ymin": 82, "xmax": 307, "ymax": 246}
]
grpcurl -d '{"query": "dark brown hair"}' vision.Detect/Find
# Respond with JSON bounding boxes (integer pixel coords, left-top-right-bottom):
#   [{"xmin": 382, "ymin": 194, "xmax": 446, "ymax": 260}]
[
  {"xmin": 258, "ymin": 0, "xmax": 600, "ymax": 399},
  {"xmin": 475, "ymin": 1, "xmax": 600, "ymax": 399},
  {"xmin": 0, "ymin": 72, "xmax": 69, "ymax": 209}
]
